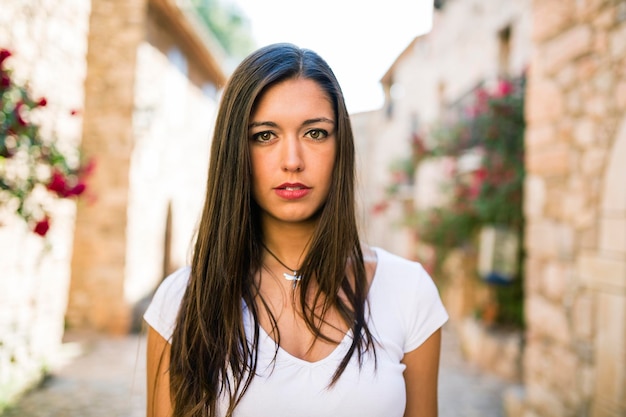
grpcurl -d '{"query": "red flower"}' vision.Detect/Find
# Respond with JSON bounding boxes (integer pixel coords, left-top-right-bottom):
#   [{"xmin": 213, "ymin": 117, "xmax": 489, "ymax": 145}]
[
  {"xmin": 67, "ymin": 182, "xmax": 86, "ymax": 197},
  {"xmin": 469, "ymin": 167, "xmax": 488, "ymax": 199},
  {"xmin": 0, "ymin": 72, "xmax": 10, "ymax": 88},
  {"xmin": 46, "ymin": 170, "xmax": 68, "ymax": 196},
  {"xmin": 371, "ymin": 201, "xmax": 389, "ymax": 215},
  {"xmin": 33, "ymin": 217, "xmax": 50, "ymax": 237},
  {"xmin": 37, "ymin": 97, "xmax": 47, "ymax": 107},
  {"xmin": 70, "ymin": 109, "xmax": 80, "ymax": 116},
  {"xmin": 0, "ymin": 49, "xmax": 11, "ymax": 66}
]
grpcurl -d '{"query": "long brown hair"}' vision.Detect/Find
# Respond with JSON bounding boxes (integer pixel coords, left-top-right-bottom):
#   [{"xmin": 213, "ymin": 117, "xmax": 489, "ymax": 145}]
[{"xmin": 169, "ymin": 43, "xmax": 375, "ymax": 417}]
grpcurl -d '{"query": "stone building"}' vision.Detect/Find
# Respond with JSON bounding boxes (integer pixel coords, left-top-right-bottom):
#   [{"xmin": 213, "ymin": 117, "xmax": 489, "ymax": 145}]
[
  {"xmin": 518, "ymin": 0, "xmax": 626, "ymax": 415},
  {"xmin": 0, "ymin": 0, "xmax": 226, "ymax": 407},
  {"xmin": 353, "ymin": 0, "xmax": 532, "ymax": 258},
  {"xmin": 353, "ymin": 0, "xmax": 626, "ymax": 415}
]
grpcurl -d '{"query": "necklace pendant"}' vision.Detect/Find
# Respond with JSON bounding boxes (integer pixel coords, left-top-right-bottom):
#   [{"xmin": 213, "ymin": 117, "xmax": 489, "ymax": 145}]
[{"xmin": 283, "ymin": 271, "xmax": 301, "ymax": 282}]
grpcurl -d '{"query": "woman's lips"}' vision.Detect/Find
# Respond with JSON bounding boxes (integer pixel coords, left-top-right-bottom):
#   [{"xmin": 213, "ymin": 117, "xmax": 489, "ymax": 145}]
[{"xmin": 274, "ymin": 183, "xmax": 311, "ymax": 200}]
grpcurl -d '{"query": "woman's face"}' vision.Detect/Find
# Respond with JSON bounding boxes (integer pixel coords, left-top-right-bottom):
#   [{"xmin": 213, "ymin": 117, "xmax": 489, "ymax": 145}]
[{"xmin": 248, "ymin": 77, "xmax": 337, "ymax": 227}]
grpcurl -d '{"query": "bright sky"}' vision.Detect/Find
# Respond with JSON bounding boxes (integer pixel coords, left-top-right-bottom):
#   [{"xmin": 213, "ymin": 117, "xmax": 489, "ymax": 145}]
[{"xmin": 224, "ymin": 0, "xmax": 434, "ymax": 114}]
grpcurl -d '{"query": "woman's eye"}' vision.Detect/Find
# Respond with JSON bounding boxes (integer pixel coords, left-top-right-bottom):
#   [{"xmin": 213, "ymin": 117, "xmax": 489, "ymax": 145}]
[
  {"xmin": 252, "ymin": 131, "xmax": 274, "ymax": 142},
  {"xmin": 306, "ymin": 129, "xmax": 328, "ymax": 140}
]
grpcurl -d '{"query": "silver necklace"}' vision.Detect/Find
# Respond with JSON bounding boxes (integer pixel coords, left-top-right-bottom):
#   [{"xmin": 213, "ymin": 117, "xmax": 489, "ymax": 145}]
[{"xmin": 262, "ymin": 243, "xmax": 302, "ymax": 286}]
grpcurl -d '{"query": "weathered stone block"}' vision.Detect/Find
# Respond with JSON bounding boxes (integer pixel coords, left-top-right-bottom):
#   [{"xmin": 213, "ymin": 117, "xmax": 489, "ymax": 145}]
[
  {"xmin": 574, "ymin": 118, "xmax": 595, "ymax": 148},
  {"xmin": 543, "ymin": 25, "xmax": 593, "ymax": 75},
  {"xmin": 525, "ymin": 295, "xmax": 571, "ymax": 344},
  {"xmin": 543, "ymin": 261, "xmax": 570, "ymax": 302},
  {"xmin": 577, "ymin": 253, "xmax": 626, "ymax": 291},
  {"xmin": 532, "ymin": 0, "xmax": 575, "ymax": 42},
  {"xmin": 592, "ymin": 292, "xmax": 626, "ymax": 416},
  {"xmin": 526, "ymin": 143, "xmax": 571, "ymax": 177},
  {"xmin": 599, "ymin": 216, "xmax": 626, "ymax": 254},
  {"xmin": 525, "ymin": 220, "xmax": 558, "ymax": 259},
  {"xmin": 617, "ymin": 82, "xmax": 626, "ymax": 110},
  {"xmin": 525, "ymin": 79, "xmax": 564, "ymax": 125},
  {"xmin": 526, "ymin": 125, "xmax": 557, "ymax": 150},
  {"xmin": 525, "ymin": 257, "xmax": 545, "ymax": 294},
  {"xmin": 610, "ymin": 23, "xmax": 626, "ymax": 61},
  {"xmin": 572, "ymin": 291, "xmax": 595, "ymax": 340},
  {"xmin": 548, "ymin": 346, "xmax": 580, "ymax": 407},
  {"xmin": 524, "ymin": 175, "xmax": 547, "ymax": 218},
  {"xmin": 581, "ymin": 147, "xmax": 607, "ymax": 176}
]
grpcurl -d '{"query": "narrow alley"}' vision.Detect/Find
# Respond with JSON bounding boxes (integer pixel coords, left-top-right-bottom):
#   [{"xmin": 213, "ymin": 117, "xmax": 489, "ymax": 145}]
[{"xmin": 1, "ymin": 324, "xmax": 512, "ymax": 417}]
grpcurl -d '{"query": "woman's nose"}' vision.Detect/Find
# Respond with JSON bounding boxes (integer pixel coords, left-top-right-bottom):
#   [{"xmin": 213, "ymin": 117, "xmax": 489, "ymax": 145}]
[{"xmin": 281, "ymin": 136, "xmax": 304, "ymax": 172}]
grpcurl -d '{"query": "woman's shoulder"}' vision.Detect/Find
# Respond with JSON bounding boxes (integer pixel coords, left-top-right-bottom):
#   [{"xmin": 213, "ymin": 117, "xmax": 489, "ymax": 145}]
[
  {"xmin": 367, "ymin": 246, "xmax": 442, "ymax": 303},
  {"xmin": 155, "ymin": 266, "xmax": 191, "ymax": 296},
  {"xmin": 370, "ymin": 247, "xmax": 431, "ymax": 283},
  {"xmin": 143, "ymin": 266, "xmax": 191, "ymax": 342}
]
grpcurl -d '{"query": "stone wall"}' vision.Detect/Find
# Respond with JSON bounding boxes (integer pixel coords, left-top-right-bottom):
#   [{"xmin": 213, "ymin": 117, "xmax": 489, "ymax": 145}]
[
  {"xmin": 521, "ymin": 0, "xmax": 626, "ymax": 415},
  {"xmin": 0, "ymin": 0, "xmax": 91, "ymax": 407},
  {"xmin": 66, "ymin": 0, "xmax": 149, "ymax": 335},
  {"xmin": 67, "ymin": 0, "xmax": 224, "ymax": 334},
  {"xmin": 0, "ymin": 0, "xmax": 225, "ymax": 407}
]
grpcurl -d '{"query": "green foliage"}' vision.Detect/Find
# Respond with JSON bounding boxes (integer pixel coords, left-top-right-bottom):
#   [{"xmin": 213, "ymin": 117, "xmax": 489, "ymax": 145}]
[
  {"xmin": 190, "ymin": 0, "xmax": 255, "ymax": 59},
  {"xmin": 412, "ymin": 77, "xmax": 526, "ymax": 327},
  {"xmin": 415, "ymin": 78, "xmax": 525, "ymax": 248}
]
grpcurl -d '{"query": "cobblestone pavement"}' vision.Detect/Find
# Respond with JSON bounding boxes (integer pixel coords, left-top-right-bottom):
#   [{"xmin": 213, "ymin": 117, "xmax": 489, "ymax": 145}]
[{"xmin": 1, "ymin": 324, "xmax": 513, "ymax": 417}]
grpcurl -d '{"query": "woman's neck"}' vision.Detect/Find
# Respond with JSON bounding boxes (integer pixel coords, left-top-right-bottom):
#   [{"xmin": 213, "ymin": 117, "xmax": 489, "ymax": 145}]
[{"xmin": 261, "ymin": 219, "xmax": 316, "ymax": 268}]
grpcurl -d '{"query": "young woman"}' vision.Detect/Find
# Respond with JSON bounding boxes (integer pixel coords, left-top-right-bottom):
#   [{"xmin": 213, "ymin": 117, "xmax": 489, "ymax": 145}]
[{"xmin": 145, "ymin": 43, "xmax": 448, "ymax": 417}]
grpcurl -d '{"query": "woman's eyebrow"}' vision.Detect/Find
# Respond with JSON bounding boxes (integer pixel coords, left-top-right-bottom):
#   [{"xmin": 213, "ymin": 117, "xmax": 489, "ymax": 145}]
[
  {"xmin": 248, "ymin": 121, "xmax": 278, "ymax": 129},
  {"xmin": 302, "ymin": 117, "xmax": 335, "ymax": 126},
  {"xmin": 248, "ymin": 117, "xmax": 335, "ymax": 129}
]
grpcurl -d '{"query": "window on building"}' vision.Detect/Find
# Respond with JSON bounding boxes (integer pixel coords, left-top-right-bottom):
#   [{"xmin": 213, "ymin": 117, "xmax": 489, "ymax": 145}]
[{"xmin": 498, "ymin": 25, "xmax": 512, "ymax": 76}]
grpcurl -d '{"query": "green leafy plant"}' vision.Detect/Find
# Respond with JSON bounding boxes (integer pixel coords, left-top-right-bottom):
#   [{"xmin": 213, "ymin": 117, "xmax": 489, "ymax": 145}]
[
  {"xmin": 411, "ymin": 77, "xmax": 526, "ymax": 327},
  {"xmin": 0, "ymin": 48, "xmax": 93, "ymax": 237},
  {"xmin": 415, "ymin": 78, "xmax": 524, "ymax": 246}
]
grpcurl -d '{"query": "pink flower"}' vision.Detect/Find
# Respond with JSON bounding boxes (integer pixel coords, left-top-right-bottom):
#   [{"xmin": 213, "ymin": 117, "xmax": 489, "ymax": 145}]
[
  {"xmin": 33, "ymin": 217, "xmax": 50, "ymax": 237},
  {"xmin": 496, "ymin": 80, "xmax": 514, "ymax": 97},
  {"xmin": 469, "ymin": 167, "xmax": 488, "ymax": 199},
  {"xmin": 70, "ymin": 109, "xmax": 80, "ymax": 116}
]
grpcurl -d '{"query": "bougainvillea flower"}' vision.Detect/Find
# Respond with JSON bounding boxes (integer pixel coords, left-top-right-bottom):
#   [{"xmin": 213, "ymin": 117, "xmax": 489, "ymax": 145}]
[
  {"xmin": 33, "ymin": 217, "xmax": 50, "ymax": 237},
  {"xmin": 496, "ymin": 80, "xmax": 514, "ymax": 97}
]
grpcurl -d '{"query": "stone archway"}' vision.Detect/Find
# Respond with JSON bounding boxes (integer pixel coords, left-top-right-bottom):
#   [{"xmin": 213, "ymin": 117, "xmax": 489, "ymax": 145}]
[{"xmin": 592, "ymin": 117, "xmax": 626, "ymax": 417}]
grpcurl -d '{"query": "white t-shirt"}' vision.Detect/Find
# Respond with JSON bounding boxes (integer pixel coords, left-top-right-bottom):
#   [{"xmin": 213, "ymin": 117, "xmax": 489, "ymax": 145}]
[{"xmin": 144, "ymin": 247, "xmax": 449, "ymax": 417}]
